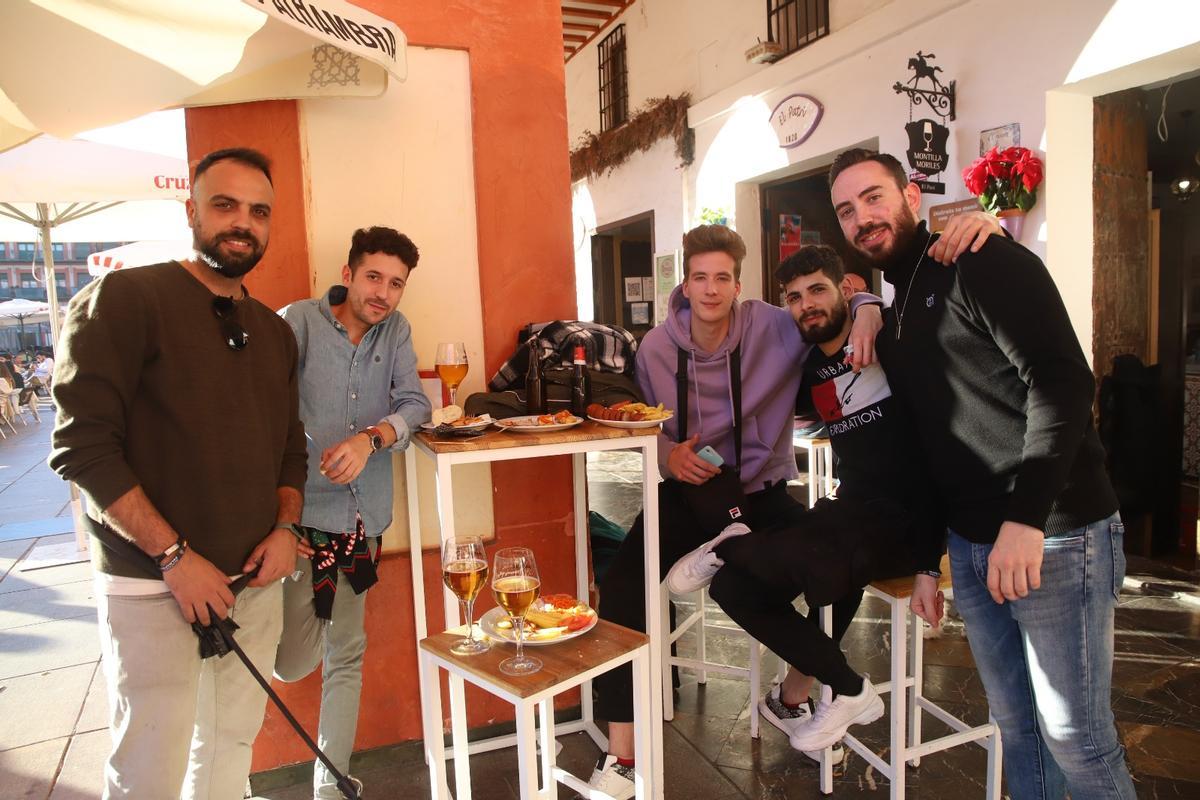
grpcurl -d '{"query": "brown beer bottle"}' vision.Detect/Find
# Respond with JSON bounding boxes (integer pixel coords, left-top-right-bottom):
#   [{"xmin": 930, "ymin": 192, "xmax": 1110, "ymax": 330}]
[
  {"xmin": 525, "ymin": 338, "xmax": 546, "ymax": 414},
  {"xmin": 570, "ymin": 345, "xmax": 591, "ymax": 417}
]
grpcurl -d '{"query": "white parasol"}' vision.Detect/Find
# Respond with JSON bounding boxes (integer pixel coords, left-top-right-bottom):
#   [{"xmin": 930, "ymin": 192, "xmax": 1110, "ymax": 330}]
[{"xmin": 0, "ymin": 0, "xmax": 408, "ymax": 152}]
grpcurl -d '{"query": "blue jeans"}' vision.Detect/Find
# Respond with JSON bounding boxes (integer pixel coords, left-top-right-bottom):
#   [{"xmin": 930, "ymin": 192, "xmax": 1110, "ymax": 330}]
[{"xmin": 948, "ymin": 515, "xmax": 1135, "ymax": 800}]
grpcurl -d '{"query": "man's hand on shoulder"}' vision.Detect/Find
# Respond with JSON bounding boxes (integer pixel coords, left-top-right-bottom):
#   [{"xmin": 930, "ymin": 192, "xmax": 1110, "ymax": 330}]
[
  {"xmin": 987, "ymin": 521, "xmax": 1044, "ymax": 603},
  {"xmin": 845, "ymin": 303, "xmax": 882, "ymax": 372},
  {"xmin": 244, "ymin": 527, "xmax": 300, "ymax": 587},
  {"xmin": 162, "ymin": 550, "xmax": 235, "ymax": 626},
  {"xmin": 667, "ymin": 434, "xmax": 720, "ymax": 485},
  {"xmin": 927, "ymin": 211, "xmax": 1003, "ymax": 265},
  {"xmin": 910, "ymin": 573, "xmax": 945, "ymax": 627}
]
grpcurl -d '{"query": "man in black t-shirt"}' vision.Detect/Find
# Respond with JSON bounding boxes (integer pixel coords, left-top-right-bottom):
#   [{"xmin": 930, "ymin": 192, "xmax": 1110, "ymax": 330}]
[{"xmin": 667, "ymin": 245, "xmax": 944, "ymax": 755}]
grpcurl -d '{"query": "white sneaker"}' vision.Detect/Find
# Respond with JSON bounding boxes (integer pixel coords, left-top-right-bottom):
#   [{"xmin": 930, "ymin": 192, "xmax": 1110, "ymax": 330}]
[
  {"xmin": 578, "ymin": 754, "xmax": 635, "ymax": 800},
  {"xmin": 759, "ymin": 685, "xmax": 845, "ymax": 765},
  {"xmin": 665, "ymin": 522, "xmax": 752, "ymax": 593},
  {"xmin": 789, "ymin": 678, "xmax": 884, "ymax": 752}
]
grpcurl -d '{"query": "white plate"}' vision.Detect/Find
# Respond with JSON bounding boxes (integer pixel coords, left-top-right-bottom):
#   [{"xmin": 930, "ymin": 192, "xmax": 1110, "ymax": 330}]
[
  {"xmin": 587, "ymin": 414, "xmax": 673, "ymax": 429},
  {"xmin": 421, "ymin": 414, "xmax": 493, "ymax": 432},
  {"xmin": 479, "ymin": 606, "xmax": 598, "ymax": 646},
  {"xmin": 493, "ymin": 415, "xmax": 583, "ymax": 432}
]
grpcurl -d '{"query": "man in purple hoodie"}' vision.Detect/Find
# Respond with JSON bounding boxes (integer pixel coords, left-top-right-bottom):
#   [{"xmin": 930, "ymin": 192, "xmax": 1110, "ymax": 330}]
[{"xmin": 582, "ymin": 218, "xmax": 1001, "ymax": 797}]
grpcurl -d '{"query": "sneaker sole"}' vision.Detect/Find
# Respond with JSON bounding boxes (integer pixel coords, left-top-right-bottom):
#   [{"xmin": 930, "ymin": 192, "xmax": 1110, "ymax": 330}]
[{"xmin": 789, "ymin": 697, "xmax": 885, "ymax": 752}]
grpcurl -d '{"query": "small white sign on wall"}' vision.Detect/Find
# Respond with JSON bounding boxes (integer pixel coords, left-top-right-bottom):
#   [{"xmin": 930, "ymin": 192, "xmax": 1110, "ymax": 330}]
[{"xmin": 769, "ymin": 94, "xmax": 823, "ymax": 149}]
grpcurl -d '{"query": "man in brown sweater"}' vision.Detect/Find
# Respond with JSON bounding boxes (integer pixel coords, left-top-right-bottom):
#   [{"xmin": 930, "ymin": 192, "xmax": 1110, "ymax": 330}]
[{"xmin": 49, "ymin": 148, "xmax": 308, "ymax": 799}]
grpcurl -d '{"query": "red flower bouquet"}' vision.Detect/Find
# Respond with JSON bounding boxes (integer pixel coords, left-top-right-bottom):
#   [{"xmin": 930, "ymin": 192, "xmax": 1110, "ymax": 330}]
[{"xmin": 962, "ymin": 146, "xmax": 1044, "ymax": 213}]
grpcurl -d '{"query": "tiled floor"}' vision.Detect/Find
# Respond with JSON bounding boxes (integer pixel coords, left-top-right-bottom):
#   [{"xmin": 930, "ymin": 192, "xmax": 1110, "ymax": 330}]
[
  {"xmin": 255, "ymin": 451, "xmax": 1200, "ymax": 800},
  {"xmin": 6, "ymin": 424, "xmax": 1200, "ymax": 799}
]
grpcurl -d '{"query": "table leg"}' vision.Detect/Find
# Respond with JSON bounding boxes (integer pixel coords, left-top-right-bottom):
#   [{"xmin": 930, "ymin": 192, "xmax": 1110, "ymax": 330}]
[
  {"xmin": 449, "ymin": 675, "xmax": 472, "ymax": 800},
  {"xmin": 890, "ymin": 597, "xmax": 907, "ymax": 800},
  {"xmin": 572, "ymin": 453, "xmax": 595, "ymax": 733},
  {"xmin": 631, "ymin": 645, "xmax": 652, "ymax": 800},
  {"xmin": 420, "ymin": 653, "xmax": 450, "ymax": 799},
  {"xmin": 819, "ymin": 605, "xmax": 834, "ymax": 795},
  {"xmin": 409, "ymin": 452, "xmax": 432, "ymax": 768},
  {"xmin": 435, "ymin": 458, "xmax": 460, "ymax": 631},
  {"xmin": 537, "ymin": 698, "xmax": 557, "ymax": 799},
  {"xmin": 515, "ymin": 700, "xmax": 539, "ymax": 800},
  {"xmin": 640, "ymin": 442, "xmax": 664, "ymax": 800},
  {"xmin": 908, "ymin": 607, "xmax": 923, "ymax": 767}
]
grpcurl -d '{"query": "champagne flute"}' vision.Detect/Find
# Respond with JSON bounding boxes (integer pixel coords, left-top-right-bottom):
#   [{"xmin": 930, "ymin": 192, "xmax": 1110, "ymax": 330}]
[
  {"xmin": 492, "ymin": 547, "xmax": 542, "ymax": 676},
  {"xmin": 435, "ymin": 342, "xmax": 469, "ymax": 406},
  {"xmin": 441, "ymin": 536, "xmax": 490, "ymax": 656}
]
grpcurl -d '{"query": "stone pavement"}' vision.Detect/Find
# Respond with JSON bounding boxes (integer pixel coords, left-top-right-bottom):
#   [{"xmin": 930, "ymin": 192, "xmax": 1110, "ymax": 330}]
[{"xmin": 0, "ymin": 407, "xmax": 109, "ymax": 799}]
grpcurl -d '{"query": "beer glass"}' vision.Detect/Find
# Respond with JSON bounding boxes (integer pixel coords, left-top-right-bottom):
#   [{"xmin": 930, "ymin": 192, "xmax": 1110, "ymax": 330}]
[
  {"xmin": 435, "ymin": 342, "xmax": 469, "ymax": 406},
  {"xmin": 491, "ymin": 547, "xmax": 542, "ymax": 676},
  {"xmin": 441, "ymin": 536, "xmax": 490, "ymax": 656}
]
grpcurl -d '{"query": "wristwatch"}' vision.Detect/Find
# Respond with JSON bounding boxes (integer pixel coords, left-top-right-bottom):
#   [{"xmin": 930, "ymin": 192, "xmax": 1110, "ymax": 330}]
[
  {"xmin": 273, "ymin": 523, "xmax": 305, "ymax": 542},
  {"xmin": 361, "ymin": 425, "xmax": 384, "ymax": 453}
]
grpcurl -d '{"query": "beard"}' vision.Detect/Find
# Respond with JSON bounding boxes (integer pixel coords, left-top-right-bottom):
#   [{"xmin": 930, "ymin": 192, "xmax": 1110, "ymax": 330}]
[
  {"xmin": 798, "ymin": 300, "xmax": 849, "ymax": 345},
  {"xmin": 850, "ymin": 207, "xmax": 920, "ymax": 268},
  {"xmin": 193, "ymin": 227, "xmax": 265, "ymax": 279}
]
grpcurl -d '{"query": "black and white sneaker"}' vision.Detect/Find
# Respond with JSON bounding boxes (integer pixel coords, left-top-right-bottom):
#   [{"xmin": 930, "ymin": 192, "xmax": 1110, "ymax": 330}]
[
  {"xmin": 578, "ymin": 753, "xmax": 636, "ymax": 800},
  {"xmin": 759, "ymin": 685, "xmax": 845, "ymax": 765}
]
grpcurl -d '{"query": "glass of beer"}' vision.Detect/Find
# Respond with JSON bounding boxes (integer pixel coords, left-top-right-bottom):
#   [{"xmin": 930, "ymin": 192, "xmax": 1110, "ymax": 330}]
[
  {"xmin": 441, "ymin": 535, "xmax": 490, "ymax": 656},
  {"xmin": 492, "ymin": 546, "xmax": 542, "ymax": 676},
  {"xmin": 434, "ymin": 342, "xmax": 469, "ymax": 406}
]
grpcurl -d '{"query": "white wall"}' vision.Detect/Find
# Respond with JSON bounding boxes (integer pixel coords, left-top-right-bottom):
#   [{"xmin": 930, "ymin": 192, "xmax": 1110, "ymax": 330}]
[
  {"xmin": 568, "ymin": 0, "xmax": 1200, "ymax": 359},
  {"xmin": 300, "ymin": 46, "xmax": 494, "ymax": 551},
  {"xmin": 565, "ymin": 0, "xmax": 893, "ymax": 144}
]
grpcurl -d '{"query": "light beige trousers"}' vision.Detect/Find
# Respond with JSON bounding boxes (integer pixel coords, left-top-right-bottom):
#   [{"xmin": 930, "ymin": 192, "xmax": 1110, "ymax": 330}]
[{"xmin": 96, "ymin": 581, "xmax": 283, "ymax": 799}]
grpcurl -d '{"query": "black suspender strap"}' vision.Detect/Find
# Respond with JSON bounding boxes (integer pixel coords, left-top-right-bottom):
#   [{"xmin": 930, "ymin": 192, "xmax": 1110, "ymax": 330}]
[{"xmin": 674, "ymin": 346, "xmax": 742, "ymax": 469}]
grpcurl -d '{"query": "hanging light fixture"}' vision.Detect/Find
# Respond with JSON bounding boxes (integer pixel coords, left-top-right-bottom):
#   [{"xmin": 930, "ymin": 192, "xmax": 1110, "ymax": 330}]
[{"xmin": 1171, "ymin": 109, "xmax": 1198, "ymax": 202}]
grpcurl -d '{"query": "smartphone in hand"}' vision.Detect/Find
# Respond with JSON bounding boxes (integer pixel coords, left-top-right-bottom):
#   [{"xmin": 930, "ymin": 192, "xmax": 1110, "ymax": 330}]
[{"xmin": 696, "ymin": 445, "xmax": 724, "ymax": 467}]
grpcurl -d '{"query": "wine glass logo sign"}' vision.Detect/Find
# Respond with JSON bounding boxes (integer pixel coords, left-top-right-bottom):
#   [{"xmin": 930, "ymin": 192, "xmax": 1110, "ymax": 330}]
[{"xmin": 894, "ymin": 51, "xmax": 957, "ymax": 195}]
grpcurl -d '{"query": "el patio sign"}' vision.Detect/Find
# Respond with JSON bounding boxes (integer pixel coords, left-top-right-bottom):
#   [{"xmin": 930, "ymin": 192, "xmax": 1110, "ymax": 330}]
[{"xmin": 770, "ymin": 94, "xmax": 823, "ymax": 149}]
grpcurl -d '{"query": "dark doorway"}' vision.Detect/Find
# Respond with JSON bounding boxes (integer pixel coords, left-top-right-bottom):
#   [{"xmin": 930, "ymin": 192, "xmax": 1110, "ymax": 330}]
[
  {"xmin": 591, "ymin": 212, "xmax": 654, "ymax": 342},
  {"xmin": 760, "ymin": 168, "xmax": 867, "ymax": 305}
]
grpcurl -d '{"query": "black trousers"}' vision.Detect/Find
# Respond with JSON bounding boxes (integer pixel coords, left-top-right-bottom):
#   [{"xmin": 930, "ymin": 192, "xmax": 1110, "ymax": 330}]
[
  {"xmin": 709, "ymin": 497, "xmax": 913, "ymax": 696},
  {"xmin": 594, "ymin": 480, "xmax": 863, "ymax": 723}
]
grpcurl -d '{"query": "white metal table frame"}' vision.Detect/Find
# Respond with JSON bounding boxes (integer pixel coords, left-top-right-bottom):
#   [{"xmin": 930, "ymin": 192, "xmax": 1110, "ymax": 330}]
[
  {"xmin": 405, "ymin": 429, "xmax": 665, "ymax": 800},
  {"xmin": 419, "ymin": 635, "xmax": 653, "ymax": 799},
  {"xmin": 793, "ymin": 435, "xmax": 834, "ymax": 506}
]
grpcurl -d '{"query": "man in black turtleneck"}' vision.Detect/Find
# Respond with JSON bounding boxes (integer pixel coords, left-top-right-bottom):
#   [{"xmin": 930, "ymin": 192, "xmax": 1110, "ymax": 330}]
[{"xmin": 828, "ymin": 149, "xmax": 1135, "ymax": 800}]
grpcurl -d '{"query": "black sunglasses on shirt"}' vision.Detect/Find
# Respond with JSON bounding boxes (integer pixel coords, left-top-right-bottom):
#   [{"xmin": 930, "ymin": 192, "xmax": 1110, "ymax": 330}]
[{"xmin": 211, "ymin": 296, "xmax": 249, "ymax": 351}]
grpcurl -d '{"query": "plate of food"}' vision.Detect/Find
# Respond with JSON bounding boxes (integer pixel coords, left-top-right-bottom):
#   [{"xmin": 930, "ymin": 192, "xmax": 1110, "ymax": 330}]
[
  {"xmin": 494, "ymin": 410, "xmax": 583, "ymax": 432},
  {"xmin": 480, "ymin": 593, "xmax": 598, "ymax": 645},
  {"xmin": 587, "ymin": 401, "xmax": 673, "ymax": 429},
  {"xmin": 421, "ymin": 405, "xmax": 493, "ymax": 433}
]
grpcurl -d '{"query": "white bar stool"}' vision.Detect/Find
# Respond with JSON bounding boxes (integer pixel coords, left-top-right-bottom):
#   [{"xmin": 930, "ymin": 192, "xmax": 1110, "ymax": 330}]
[{"xmin": 816, "ymin": 561, "xmax": 1002, "ymax": 799}]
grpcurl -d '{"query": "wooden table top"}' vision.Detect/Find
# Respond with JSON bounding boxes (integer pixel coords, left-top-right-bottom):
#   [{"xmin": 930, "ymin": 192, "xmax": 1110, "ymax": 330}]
[
  {"xmin": 420, "ymin": 619, "xmax": 648, "ymax": 699},
  {"xmin": 415, "ymin": 419, "xmax": 659, "ymax": 454}
]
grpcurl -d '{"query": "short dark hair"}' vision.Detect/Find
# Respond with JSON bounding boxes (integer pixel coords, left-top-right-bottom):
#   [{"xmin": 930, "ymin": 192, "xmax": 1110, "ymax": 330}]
[
  {"xmin": 775, "ymin": 245, "xmax": 845, "ymax": 288},
  {"xmin": 347, "ymin": 227, "xmax": 420, "ymax": 273},
  {"xmin": 193, "ymin": 147, "xmax": 273, "ymax": 186},
  {"xmin": 828, "ymin": 148, "xmax": 907, "ymax": 190},
  {"xmin": 682, "ymin": 224, "xmax": 746, "ymax": 279}
]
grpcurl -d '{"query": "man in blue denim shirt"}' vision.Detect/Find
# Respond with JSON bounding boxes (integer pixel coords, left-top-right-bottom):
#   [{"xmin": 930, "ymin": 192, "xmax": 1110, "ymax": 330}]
[{"xmin": 274, "ymin": 226, "xmax": 432, "ymax": 799}]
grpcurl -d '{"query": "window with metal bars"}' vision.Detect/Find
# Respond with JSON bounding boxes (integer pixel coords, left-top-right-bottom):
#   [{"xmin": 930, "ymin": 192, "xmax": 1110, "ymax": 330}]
[
  {"xmin": 598, "ymin": 24, "xmax": 628, "ymax": 133},
  {"xmin": 767, "ymin": 0, "xmax": 829, "ymax": 57}
]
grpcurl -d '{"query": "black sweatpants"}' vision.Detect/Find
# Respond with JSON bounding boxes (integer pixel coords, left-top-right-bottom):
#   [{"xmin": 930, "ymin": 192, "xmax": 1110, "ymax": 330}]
[
  {"xmin": 709, "ymin": 496, "xmax": 912, "ymax": 696},
  {"xmin": 594, "ymin": 479, "xmax": 861, "ymax": 723}
]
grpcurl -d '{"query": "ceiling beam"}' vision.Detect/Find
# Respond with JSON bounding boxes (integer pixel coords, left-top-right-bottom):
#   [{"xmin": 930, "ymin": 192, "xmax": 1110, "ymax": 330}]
[
  {"xmin": 568, "ymin": 0, "xmax": 627, "ymax": 6},
  {"xmin": 564, "ymin": 22, "xmax": 602, "ymax": 32},
  {"xmin": 564, "ymin": 33, "xmax": 589, "ymax": 42},
  {"xmin": 561, "ymin": 7, "xmax": 615, "ymax": 20}
]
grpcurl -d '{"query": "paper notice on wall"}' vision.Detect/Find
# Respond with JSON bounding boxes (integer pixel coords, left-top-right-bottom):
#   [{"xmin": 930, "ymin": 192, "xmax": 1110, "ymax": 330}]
[
  {"xmin": 654, "ymin": 251, "xmax": 680, "ymax": 326},
  {"xmin": 780, "ymin": 214, "xmax": 803, "ymax": 260}
]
